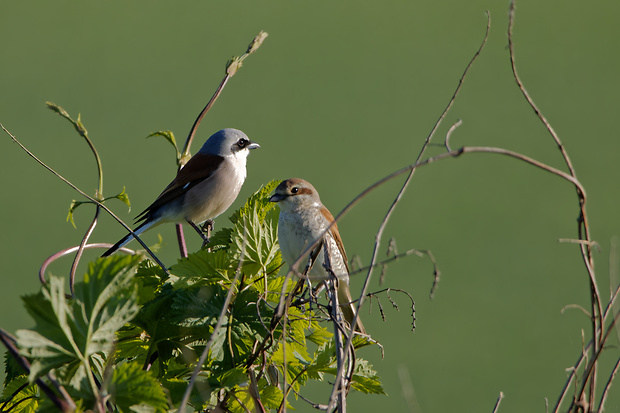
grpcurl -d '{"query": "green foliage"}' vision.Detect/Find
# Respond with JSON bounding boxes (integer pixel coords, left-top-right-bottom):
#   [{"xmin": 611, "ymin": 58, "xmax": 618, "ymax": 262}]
[
  {"xmin": 3, "ymin": 181, "xmax": 383, "ymax": 411},
  {"xmin": 1, "ymin": 376, "xmax": 39, "ymax": 413}
]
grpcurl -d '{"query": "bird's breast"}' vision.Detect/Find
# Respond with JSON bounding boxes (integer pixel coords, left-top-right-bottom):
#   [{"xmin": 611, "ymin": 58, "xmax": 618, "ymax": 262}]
[
  {"xmin": 277, "ymin": 208, "xmax": 347, "ymax": 279},
  {"xmin": 183, "ymin": 157, "xmax": 247, "ymax": 223}
]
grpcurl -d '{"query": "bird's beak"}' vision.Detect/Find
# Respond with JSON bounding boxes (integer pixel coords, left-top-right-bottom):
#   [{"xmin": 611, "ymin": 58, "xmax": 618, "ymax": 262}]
[
  {"xmin": 248, "ymin": 141, "xmax": 260, "ymax": 150},
  {"xmin": 269, "ymin": 193, "xmax": 286, "ymax": 203}
]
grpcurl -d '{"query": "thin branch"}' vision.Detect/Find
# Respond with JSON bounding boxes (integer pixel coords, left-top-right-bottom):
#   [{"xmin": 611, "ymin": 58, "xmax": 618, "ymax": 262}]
[
  {"xmin": 278, "ymin": 11, "xmax": 491, "ymax": 320},
  {"xmin": 174, "ymin": 31, "xmax": 268, "ymax": 254},
  {"xmin": 508, "ymin": 2, "xmax": 601, "ymax": 407},
  {"xmin": 492, "ymin": 392, "xmax": 505, "ymax": 413},
  {"xmin": 39, "ymin": 243, "xmax": 136, "ymax": 285},
  {"xmin": 598, "ymin": 357, "xmax": 620, "ymax": 413},
  {"xmin": 444, "ymin": 119, "xmax": 463, "ymax": 153},
  {"xmin": 335, "ymin": 11, "xmax": 491, "ymax": 359},
  {"xmin": 180, "ymin": 31, "xmax": 268, "ymax": 158},
  {"xmin": 1, "ymin": 123, "xmax": 169, "ymax": 273},
  {"xmin": 68, "ymin": 207, "xmax": 100, "ymax": 296}
]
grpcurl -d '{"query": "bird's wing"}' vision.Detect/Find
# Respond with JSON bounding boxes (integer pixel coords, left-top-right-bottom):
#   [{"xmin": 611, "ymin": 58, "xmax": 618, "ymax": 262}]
[
  {"xmin": 135, "ymin": 153, "xmax": 225, "ymax": 223},
  {"xmin": 319, "ymin": 206, "xmax": 350, "ymax": 273}
]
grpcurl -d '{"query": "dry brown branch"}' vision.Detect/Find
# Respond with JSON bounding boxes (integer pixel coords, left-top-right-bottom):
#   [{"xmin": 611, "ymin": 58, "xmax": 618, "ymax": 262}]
[
  {"xmin": 598, "ymin": 357, "xmax": 620, "ymax": 412},
  {"xmin": 508, "ymin": 1, "xmax": 603, "ymax": 408}
]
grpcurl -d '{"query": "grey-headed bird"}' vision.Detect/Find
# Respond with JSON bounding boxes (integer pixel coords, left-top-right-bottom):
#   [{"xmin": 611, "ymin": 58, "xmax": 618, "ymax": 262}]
[
  {"xmin": 102, "ymin": 128, "xmax": 259, "ymax": 257},
  {"xmin": 270, "ymin": 178, "xmax": 365, "ymax": 333}
]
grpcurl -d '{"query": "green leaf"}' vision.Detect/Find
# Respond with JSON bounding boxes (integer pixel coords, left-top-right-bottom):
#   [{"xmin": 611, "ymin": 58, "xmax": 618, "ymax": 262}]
[
  {"xmin": 16, "ymin": 255, "xmax": 141, "ymax": 382},
  {"xmin": 350, "ymin": 359, "xmax": 386, "ymax": 395},
  {"xmin": 17, "ymin": 280, "xmax": 80, "ymax": 380},
  {"xmin": 4, "ymin": 351, "xmax": 25, "ymax": 384},
  {"xmin": 73, "ymin": 256, "xmax": 142, "ymax": 355},
  {"xmin": 305, "ymin": 321, "xmax": 332, "ymax": 347},
  {"xmin": 66, "ymin": 200, "xmax": 93, "ymax": 227},
  {"xmin": 109, "ymin": 362, "xmax": 169, "ymax": 412},
  {"xmin": 169, "ymin": 248, "xmax": 234, "ymax": 287},
  {"xmin": 227, "ymin": 181, "xmax": 282, "ymax": 278},
  {"xmin": 229, "ymin": 180, "xmax": 280, "ymax": 225},
  {"xmin": 106, "ymin": 186, "xmax": 131, "ymax": 211},
  {"xmin": 146, "ymin": 131, "xmax": 181, "ymax": 161},
  {"xmin": 1, "ymin": 376, "xmax": 39, "ymax": 413},
  {"xmin": 135, "ymin": 261, "xmax": 167, "ymax": 304}
]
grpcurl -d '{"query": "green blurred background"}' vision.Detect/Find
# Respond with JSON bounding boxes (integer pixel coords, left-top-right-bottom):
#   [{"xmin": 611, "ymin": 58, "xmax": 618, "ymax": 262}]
[{"xmin": 1, "ymin": 1, "xmax": 619, "ymax": 411}]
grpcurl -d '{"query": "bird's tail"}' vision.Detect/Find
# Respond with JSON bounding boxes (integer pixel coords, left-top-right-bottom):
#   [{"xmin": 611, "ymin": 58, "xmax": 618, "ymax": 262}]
[
  {"xmin": 338, "ymin": 281, "xmax": 366, "ymax": 334},
  {"xmin": 101, "ymin": 221, "xmax": 152, "ymax": 257}
]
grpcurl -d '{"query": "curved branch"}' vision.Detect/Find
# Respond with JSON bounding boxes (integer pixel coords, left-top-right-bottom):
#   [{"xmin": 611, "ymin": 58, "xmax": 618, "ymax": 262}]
[{"xmin": 1, "ymin": 123, "xmax": 169, "ymax": 273}]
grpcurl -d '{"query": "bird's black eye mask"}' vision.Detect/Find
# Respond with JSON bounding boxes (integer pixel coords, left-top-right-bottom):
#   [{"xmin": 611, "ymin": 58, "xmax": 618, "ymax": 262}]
[{"xmin": 234, "ymin": 138, "xmax": 250, "ymax": 151}]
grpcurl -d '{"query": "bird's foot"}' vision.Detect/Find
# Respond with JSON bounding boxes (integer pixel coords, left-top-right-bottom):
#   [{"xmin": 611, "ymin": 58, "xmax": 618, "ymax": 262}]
[{"xmin": 200, "ymin": 219, "xmax": 214, "ymax": 247}]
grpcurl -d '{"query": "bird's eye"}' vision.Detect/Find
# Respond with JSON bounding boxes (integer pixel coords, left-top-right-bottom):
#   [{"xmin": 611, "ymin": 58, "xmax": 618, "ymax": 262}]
[
  {"xmin": 237, "ymin": 138, "xmax": 249, "ymax": 148},
  {"xmin": 291, "ymin": 187, "xmax": 299, "ymax": 194}
]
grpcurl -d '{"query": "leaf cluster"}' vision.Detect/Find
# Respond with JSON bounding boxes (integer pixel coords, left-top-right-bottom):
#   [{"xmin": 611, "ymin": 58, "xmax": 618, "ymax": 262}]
[{"xmin": 2, "ymin": 181, "xmax": 383, "ymax": 412}]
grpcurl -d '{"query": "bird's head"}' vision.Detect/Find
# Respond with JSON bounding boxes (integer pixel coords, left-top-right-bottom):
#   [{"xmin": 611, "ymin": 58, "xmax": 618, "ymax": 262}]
[
  {"xmin": 199, "ymin": 128, "xmax": 260, "ymax": 158},
  {"xmin": 269, "ymin": 178, "xmax": 322, "ymax": 210}
]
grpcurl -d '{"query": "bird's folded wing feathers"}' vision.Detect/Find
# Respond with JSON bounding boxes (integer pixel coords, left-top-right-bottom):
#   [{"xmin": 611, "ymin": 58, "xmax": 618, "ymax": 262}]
[
  {"xmin": 319, "ymin": 206, "xmax": 350, "ymax": 274},
  {"xmin": 135, "ymin": 153, "xmax": 225, "ymax": 223}
]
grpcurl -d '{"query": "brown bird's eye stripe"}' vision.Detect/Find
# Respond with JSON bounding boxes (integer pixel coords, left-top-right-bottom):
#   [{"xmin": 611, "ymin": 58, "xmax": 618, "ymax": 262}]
[{"xmin": 294, "ymin": 187, "xmax": 314, "ymax": 196}]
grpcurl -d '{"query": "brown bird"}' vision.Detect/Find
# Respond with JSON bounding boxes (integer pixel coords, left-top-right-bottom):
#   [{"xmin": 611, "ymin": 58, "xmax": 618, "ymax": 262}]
[{"xmin": 270, "ymin": 178, "xmax": 365, "ymax": 333}]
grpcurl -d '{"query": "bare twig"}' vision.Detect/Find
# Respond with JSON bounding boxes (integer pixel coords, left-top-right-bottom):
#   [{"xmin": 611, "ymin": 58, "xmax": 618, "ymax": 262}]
[
  {"xmin": 46, "ymin": 103, "xmax": 107, "ymax": 296},
  {"xmin": 278, "ymin": 11, "xmax": 491, "ymax": 323},
  {"xmin": 1, "ymin": 123, "xmax": 169, "ymax": 273},
  {"xmin": 173, "ymin": 31, "xmax": 268, "ymax": 255},
  {"xmin": 39, "ymin": 243, "xmax": 136, "ymax": 285},
  {"xmin": 68, "ymin": 207, "xmax": 100, "ymax": 295},
  {"xmin": 508, "ymin": 1, "xmax": 601, "ymax": 407},
  {"xmin": 337, "ymin": 12, "xmax": 491, "ymax": 358},
  {"xmin": 444, "ymin": 119, "xmax": 463, "ymax": 153},
  {"xmin": 492, "ymin": 392, "xmax": 505, "ymax": 413},
  {"xmin": 598, "ymin": 357, "xmax": 620, "ymax": 413}
]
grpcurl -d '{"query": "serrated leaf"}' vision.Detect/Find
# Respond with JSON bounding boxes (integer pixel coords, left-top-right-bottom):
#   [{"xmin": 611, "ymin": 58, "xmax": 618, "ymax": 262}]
[
  {"xmin": 228, "ymin": 182, "xmax": 282, "ymax": 278},
  {"xmin": 17, "ymin": 279, "xmax": 80, "ymax": 380},
  {"xmin": 109, "ymin": 362, "xmax": 169, "ymax": 412},
  {"xmin": 73, "ymin": 256, "xmax": 142, "ymax": 355},
  {"xmin": 350, "ymin": 359, "xmax": 386, "ymax": 395},
  {"xmin": 1, "ymin": 376, "xmax": 39, "ymax": 413},
  {"xmin": 169, "ymin": 249, "xmax": 234, "ymax": 287},
  {"xmin": 4, "ymin": 351, "xmax": 25, "ymax": 384},
  {"xmin": 229, "ymin": 180, "xmax": 280, "ymax": 225},
  {"xmin": 306, "ymin": 321, "xmax": 332, "ymax": 347},
  {"xmin": 17, "ymin": 255, "xmax": 141, "ymax": 382}
]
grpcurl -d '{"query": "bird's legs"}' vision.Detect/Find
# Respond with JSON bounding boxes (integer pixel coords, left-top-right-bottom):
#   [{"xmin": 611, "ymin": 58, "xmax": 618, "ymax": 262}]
[{"xmin": 186, "ymin": 219, "xmax": 214, "ymax": 247}]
